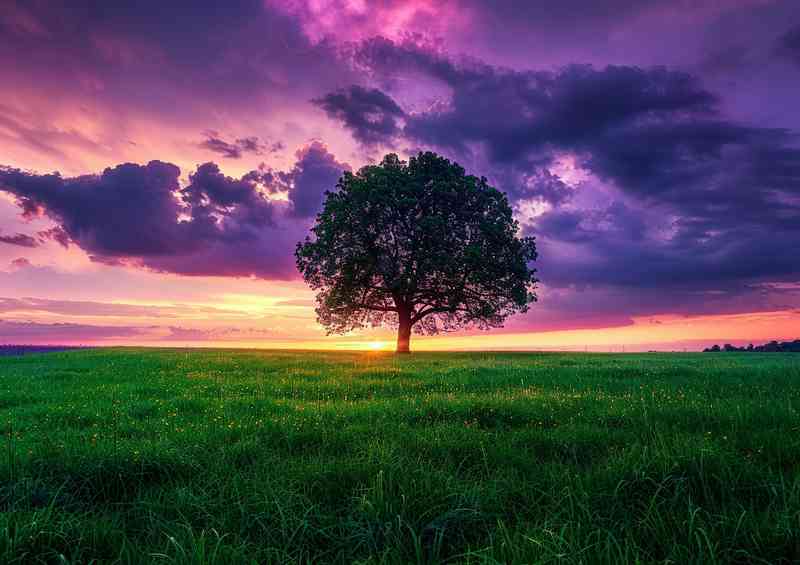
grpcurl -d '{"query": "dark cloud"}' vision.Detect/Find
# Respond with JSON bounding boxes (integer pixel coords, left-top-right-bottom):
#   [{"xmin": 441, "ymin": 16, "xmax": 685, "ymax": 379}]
[
  {"xmin": 314, "ymin": 85, "xmax": 405, "ymax": 146},
  {"xmin": 0, "ymin": 226, "xmax": 70, "ymax": 249},
  {"xmin": 0, "ymin": 143, "xmax": 350, "ymax": 279},
  {"xmin": 0, "ymin": 160, "xmax": 188, "ymax": 256},
  {"xmin": 199, "ymin": 132, "xmax": 270, "ymax": 159},
  {"xmin": 348, "ymin": 38, "xmax": 737, "ymax": 198},
  {"xmin": 0, "ymin": 164, "xmax": 267, "ymax": 279},
  {"xmin": 200, "ymin": 136, "xmax": 245, "ymax": 159},
  {"xmin": 37, "ymin": 226, "xmax": 71, "ymax": 248},
  {"xmin": 326, "ymin": 38, "xmax": 800, "ymax": 299},
  {"xmin": 0, "ymin": 232, "xmax": 38, "ymax": 247},
  {"xmin": 182, "ymin": 162, "xmax": 275, "ymax": 228},
  {"xmin": 357, "ymin": 42, "xmax": 717, "ymax": 164},
  {"xmin": 504, "ymin": 277, "xmax": 800, "ymax": 333},
  {"xmin": 235, "ymin": 137, "xmax": 263, "ymax": 154},
  {"xmin": 284, "ymin": 142, "xmax": 349, "ymax": 217},
  {"xmin": 535, "ymin": 200, "xmax": 800, "ymax": 290}
]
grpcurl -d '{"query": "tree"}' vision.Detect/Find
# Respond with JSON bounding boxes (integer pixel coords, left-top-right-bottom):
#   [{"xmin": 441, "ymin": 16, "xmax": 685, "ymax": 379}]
[{"xmin": 295, "ymin": 152, "xmax": 538, "ymax": 353}]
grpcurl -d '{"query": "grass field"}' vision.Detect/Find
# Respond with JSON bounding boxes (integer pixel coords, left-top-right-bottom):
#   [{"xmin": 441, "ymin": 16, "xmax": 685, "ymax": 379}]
[{"xmin": 1, "ymin": 349, "xmax": 799, "ymax": 564}]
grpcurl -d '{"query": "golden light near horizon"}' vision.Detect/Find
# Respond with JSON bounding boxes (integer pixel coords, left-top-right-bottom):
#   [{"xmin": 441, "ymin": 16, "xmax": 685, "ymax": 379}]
[{"xmin": 368, "ymin": 341, "xmax": 388, "ymax": 351}]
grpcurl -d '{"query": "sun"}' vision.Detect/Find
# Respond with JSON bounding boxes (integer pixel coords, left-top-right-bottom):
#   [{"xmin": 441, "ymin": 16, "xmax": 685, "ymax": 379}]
[{"xmin": 368, "ymin": 341, "xmax": 387, "ymax": 351}]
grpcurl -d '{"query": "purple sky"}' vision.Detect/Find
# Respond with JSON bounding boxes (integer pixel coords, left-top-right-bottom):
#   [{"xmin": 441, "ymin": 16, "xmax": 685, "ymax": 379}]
[{"xmin": 0, "ymin": 0, "xmax": 798, "ymax": 349}]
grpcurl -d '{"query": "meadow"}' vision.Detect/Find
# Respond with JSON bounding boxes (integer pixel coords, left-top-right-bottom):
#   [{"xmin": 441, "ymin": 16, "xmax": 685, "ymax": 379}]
[{"xmin": 1, "ymin": 348, "xmax": 799, "ymax": 564}]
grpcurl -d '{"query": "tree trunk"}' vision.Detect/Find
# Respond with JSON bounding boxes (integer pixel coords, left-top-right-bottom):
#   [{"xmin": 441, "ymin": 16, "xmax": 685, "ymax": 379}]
[{"xmin": 396, "ymin": 308, "xmax": 412, "ymax": 353}]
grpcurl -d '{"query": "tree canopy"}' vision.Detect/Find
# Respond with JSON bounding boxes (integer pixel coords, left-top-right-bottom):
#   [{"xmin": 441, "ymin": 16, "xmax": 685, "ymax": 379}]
[{"xmin": 295, "ymin": 152, "xmax": 538, "ymax": 352}]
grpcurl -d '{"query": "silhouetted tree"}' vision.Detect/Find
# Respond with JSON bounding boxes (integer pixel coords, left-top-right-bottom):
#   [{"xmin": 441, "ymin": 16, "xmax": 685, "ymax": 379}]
[{"xmin": 296, "ymin": 152, "xmax": 538, "ymax": 353}]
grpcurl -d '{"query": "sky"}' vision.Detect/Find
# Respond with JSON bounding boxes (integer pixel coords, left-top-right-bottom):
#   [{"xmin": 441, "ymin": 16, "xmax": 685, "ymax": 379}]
[{"xmin": 0, "ymin": 0, "xmax": 798, "ymax": 351}]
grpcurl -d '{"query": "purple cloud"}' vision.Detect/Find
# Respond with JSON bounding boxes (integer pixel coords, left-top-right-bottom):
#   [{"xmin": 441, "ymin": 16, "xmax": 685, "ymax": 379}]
[
  {"xmin": 314, "ymin": 85, "xmax": 405, "ymax": 146},
  {"xmin": 0, "ymin": 297, "xmax": 245, "ymax": 318},
  {"xmin": 199, "ymin": 132, "xmax": 269, "ymax": 159},
  {"xmin": 37, "ymin": 226, "xmax": 71, "ymax": 248},
  {"xmin": 0, "ymin": 232, "xmax": 38, "ymax": 247},
  {"xmin": 162, "ymin": 325, "xmax": 276, "ymax": 341},
  {"xmin": 314, "ymin": 38, "xmax": 800, "ymax": 299},
  {"xmin": 284, "ymin": 142, "xmax": 349, "ymax": 218},
  {"xmin": 0, "ymin": 319, "xmax": 145, "ymax": 342},
  {"xmin": 0, "ymin": 145, "xmax": 349, "ymax": 279}
]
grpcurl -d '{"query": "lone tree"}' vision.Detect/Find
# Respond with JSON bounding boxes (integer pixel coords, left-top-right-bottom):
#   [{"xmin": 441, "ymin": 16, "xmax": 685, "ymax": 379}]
[{"xmin": 295, "ymin": 152, "xmax": 538, "ymax": 353}]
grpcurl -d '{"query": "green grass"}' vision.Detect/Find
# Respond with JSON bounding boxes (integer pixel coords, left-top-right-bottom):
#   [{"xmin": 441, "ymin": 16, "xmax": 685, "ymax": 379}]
[{"xmin": 1, "ymin": 349, "xmax": 799, "ymax": 564}]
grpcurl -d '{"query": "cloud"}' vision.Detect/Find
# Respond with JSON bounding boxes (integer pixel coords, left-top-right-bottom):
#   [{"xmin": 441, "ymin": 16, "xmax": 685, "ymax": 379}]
[
  {"xmin": 0, "ymin": 227, "xmax": 70, "ymax": 249},
  {"xmin": 0, "ymin": 0, "xmax": 357, "ymax": 177},
  {"xmin": 0, "ymin": 297, "xmax": 247, "ymax": 318},
  {"xmin": 242, "ymin": 39, "xmax": 800, "ymax": 335},
  {"xmin": 354, "ymin": 39, "xmax": 717, "ymax": 164},
  {"xmin": 36, "ymin": 226, "xmax": 70, "ymax": 248},
  {"xmin": 314, "ymin": 85, "xmax": 405, "ymax": 146},
  {"xmin": 284, "ymin": 142, "xmax": 349, "ymax": 217},
  {"xmin": 0, "ymin": 0, "xmax": 351, "ymax": 102},
  {"xmin": 271, "ymin": 0, "xmax": 464, "ymax": 43},
  {"xmin": 320, "ymin": 38, "xmax": 800, "ymax": 297},
  {"xmin": 9, "ymin": 258, "xmax": 30, "ymax": 269},
  {"xmin": 0, "ymin": 160, "xmax": 196, "ymax": 257},
  {"xmin": 200, "ymin": 135, "xmax": 246, "ymax": 159},
  {"xmin": 504, "ymin": 276, "xmax": 800, "ymax": 334},
  {"xmin": 0, "ymin": 232, "xmax": 38, "ymax": 247},
  {"xmin": 162, "ymin": 325, "xmax": 276, "ymax": 341},
  {"xmin": 0, "ymin": 319, "xmax": 145, "ymax": 342},
  {"xmin": 199, "ymin": 131, "xmax": 272, "ymax": 159},
  {"xmin": 0, "ymin": 143, "xmax": 350, "ymax": 279}
]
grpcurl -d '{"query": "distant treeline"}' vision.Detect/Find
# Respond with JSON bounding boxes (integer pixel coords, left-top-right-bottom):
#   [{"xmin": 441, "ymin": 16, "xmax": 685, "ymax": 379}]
[
  {"xmin": 703, "ymin": 340, "xmax": 800, "ymax": 353},
  {"xmin": 0, "ymin": 345, "xmax": 85, "ymax": 356}
]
